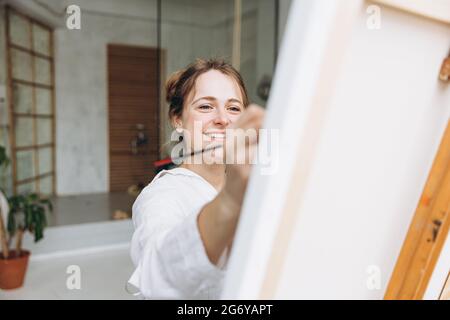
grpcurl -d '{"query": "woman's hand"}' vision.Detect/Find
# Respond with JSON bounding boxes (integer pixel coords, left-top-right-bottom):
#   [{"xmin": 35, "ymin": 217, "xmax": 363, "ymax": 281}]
[
  {"xmin": 197, "ymin": 104, "xmax": 265, "ymax": 265},
  {"xmin": 222, "ymin": 104, "xmax": 266, "ymax": 213}
]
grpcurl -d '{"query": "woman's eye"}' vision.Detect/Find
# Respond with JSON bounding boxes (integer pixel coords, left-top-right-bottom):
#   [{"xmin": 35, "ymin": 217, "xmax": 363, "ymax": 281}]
[
  {"xmin": 228, "ymin": 106, "xmax": 242, "ymax": 112},
  {"xmin": 199, "ymin": 104, "xmax": 213, "ymax": 110}
]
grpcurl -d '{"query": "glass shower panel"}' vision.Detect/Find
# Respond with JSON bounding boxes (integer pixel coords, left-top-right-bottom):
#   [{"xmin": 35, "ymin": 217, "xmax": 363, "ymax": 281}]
[
  {"xmin": 240, "ymin": 0, "xmax": 277, "ymax": 106},
  {"xmin": 160, "ymin": 0, "xmax": 278, "ymax": 148},
  {"xmin": 160, "ymin": 0, "xmax": 235, "ymax": 75},
  {"xmin": 160, "ymin": 0, "xmax": 277, "ymax": 106}
]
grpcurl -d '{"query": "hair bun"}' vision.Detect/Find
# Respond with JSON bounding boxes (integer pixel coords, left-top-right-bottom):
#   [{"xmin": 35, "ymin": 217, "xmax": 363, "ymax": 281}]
[{"xmin": 165, "ymin": 69, "xmax": 184, "ymax": 105}]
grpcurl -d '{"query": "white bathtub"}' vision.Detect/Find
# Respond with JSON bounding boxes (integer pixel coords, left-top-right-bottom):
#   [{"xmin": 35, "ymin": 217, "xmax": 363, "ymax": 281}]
[{"xmin": 0, "ymin": 220, "xmax": 137, "ymax": 300}]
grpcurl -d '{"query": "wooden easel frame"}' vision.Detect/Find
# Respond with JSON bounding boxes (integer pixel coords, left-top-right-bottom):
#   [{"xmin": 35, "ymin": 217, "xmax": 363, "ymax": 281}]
[{"xmin": 385, "ymin": 121, "xmax": 450, "ymax": 300}]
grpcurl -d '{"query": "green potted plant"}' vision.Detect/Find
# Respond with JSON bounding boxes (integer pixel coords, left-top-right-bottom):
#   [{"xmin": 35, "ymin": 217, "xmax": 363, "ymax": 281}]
[{"xmin": 0, "ymin": 145, "xmax": 52, "ymax": 290}]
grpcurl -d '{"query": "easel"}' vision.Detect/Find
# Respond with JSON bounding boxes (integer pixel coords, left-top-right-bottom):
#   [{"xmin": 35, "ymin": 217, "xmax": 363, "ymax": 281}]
[{"xmin": 385, "ymin": 121, "xmax": 450, "ymax": 300}]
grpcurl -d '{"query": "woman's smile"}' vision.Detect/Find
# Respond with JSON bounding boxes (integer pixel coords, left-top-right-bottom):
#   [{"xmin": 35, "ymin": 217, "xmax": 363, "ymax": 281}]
[{"xmin": 203, "ymin": 131, "xmax": 226, "ymax": 142}]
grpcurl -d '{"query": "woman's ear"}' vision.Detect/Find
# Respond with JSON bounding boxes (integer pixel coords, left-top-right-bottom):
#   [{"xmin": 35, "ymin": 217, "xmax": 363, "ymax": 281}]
[{"xmin": 171, "ymin": 117, "xmax": 183, "ymax": 131}]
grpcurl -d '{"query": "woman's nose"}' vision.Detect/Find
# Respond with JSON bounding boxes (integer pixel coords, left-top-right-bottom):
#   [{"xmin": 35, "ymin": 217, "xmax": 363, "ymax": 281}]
[{"xmin": 213, "ymin": 108, "xmax": 230, "ymax": 126}]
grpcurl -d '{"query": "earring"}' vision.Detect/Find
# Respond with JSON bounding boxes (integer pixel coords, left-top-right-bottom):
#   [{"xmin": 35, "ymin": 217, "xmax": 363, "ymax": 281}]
[{"xmin": 176, "ymin": 126, "xmax": 183, "ymax": 134}]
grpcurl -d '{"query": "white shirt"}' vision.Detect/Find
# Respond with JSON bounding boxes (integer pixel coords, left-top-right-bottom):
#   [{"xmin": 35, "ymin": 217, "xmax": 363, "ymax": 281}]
[{"xmin": 128, "ymin": 167, "xmax": 228, "ymax": 299}]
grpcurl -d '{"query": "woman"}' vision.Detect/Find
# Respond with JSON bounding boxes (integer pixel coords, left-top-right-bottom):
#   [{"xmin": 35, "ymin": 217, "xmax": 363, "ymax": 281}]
[{"xmin": 128, "ymin": 58, "xmax": 265, "ymax": 299}]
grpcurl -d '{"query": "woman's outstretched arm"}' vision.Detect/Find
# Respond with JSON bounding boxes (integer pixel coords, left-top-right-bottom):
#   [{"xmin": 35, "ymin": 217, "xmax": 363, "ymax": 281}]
[{"xmin": 197, "ymin": 105, "xmax": 265, "ymax": 265}]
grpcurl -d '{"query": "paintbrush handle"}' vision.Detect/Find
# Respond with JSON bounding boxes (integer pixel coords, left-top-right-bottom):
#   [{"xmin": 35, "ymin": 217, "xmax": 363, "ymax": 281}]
[{"xmin": 171, "ymin": 145, "xmax": 223, "ymax": 162}]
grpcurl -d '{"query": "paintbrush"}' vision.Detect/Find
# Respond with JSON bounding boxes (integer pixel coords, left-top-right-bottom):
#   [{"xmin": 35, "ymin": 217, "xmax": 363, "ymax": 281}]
[{"xmin": 170, "ymin": 144, "xmax": 224, "ymax": 163}]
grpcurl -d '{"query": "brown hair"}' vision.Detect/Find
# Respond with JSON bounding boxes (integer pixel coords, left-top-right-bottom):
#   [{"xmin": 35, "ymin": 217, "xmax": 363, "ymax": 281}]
[{"xmin": 165, "ymin": 58, "xmax": 249, "ymax": 122}]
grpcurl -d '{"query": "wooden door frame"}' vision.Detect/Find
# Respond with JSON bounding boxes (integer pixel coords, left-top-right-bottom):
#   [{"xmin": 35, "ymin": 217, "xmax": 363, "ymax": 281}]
[{"xmin": 157, "ymin": 48, "xmax": 167, "ymax": 158}]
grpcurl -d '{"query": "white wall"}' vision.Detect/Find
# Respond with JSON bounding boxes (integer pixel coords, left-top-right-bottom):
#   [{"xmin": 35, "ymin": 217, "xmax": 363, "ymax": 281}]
[{"xmin": 275, "ymin": 3, "xmax": 450, "ymax": 299}]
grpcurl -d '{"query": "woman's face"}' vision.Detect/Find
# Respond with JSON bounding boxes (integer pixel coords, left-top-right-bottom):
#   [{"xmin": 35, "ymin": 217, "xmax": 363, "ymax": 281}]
[{"xmin": 175, "ymin": 70, "xmax": 245, "ymax": 163}]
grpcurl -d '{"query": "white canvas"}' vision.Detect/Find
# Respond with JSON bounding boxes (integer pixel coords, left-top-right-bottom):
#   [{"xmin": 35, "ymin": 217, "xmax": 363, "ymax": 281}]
[{"xmin": 222, "ymin": 0, "xmax": 450, "ymax": 299}]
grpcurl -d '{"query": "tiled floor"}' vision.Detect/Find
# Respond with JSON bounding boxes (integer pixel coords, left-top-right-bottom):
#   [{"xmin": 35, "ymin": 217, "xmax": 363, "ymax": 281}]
[{"xmin": 0, "ymin": 246, "xmax": 137, "ymax": 300}]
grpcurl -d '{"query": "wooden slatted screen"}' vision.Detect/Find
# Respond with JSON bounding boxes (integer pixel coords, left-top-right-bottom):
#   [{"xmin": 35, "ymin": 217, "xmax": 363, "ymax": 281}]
[
  {"xmin": 107, "ymin": 44, "xmax": 160, "ymax": 192},
  {"xmin": 6, "ymin": 6, "xmax": 56, "ymax": 195}
]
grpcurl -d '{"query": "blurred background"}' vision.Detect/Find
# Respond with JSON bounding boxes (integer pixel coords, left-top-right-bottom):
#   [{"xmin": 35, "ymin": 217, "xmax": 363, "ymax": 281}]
[
  {"xmin": 0, "ymin": 0, "xmax": 292, "ymax": 226},
  {"xmin": 0, "ymin": 0, "xmax": 291, "ymax": 299}
]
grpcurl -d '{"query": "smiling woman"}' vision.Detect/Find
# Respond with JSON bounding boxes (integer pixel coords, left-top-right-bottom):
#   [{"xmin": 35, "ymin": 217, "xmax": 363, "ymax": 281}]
[
  {"xmin": 127, "ymin": 58, "xmax": 265, "ymax": 299},
  {"xmin": 170, "ymin": 66, "xmax": 247, "ymax": 165}
]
